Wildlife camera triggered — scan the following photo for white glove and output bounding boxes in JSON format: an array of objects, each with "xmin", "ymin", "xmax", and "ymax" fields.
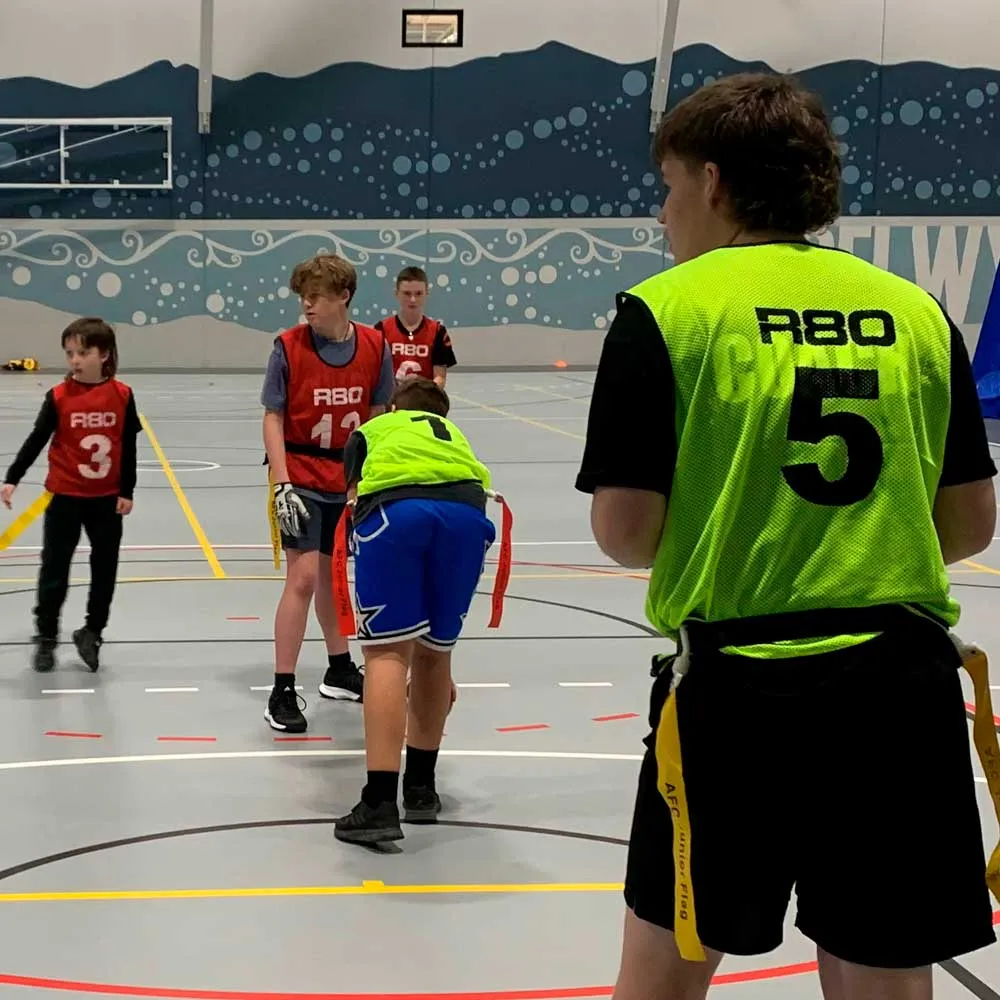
[{"xmin": 272, "ymin": 482, "xmax": 310, "ymax": 537}]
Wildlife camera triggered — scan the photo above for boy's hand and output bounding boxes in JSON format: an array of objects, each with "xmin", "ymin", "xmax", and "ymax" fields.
[
  {"xmin": 0, "ymin": 483, "xmax": 15, "ymax": 509},
  {"xmin": 117, "ymin": 498, "xmax": 133, "ymax": 516},
  {"xmin": 273, "ymin": 482, "xmax": 310, "ymax": 537}
]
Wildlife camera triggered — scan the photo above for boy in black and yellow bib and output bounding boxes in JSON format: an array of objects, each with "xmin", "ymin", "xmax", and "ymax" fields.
[{"xmin": 333, "ymin": 377, "xmax": 502, "ymax": 844}]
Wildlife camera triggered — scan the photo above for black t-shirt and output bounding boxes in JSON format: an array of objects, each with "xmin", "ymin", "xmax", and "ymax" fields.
[{"xmin": 575, "ymin": 293, "xmax": 997, "ymax": 499}]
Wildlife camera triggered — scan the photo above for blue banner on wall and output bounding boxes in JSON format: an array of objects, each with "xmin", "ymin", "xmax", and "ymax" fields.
[{"xmin": 974, "ymin": 263, "xmax": 1000, "ymax": 419}]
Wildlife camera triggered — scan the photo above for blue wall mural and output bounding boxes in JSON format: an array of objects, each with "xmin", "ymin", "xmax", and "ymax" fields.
[
  {"xmin": 0, "ymin": 42, "xmax": 998, "ymax": 365},
  {"xmin": 1, "ymin": 43, "xmax": 999, "ymax": 222}
]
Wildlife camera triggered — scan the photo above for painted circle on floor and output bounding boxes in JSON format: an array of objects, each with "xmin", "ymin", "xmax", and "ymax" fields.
[{"xmin": 0, "ymin": 813, "xmax": 818, "ymax": 993}]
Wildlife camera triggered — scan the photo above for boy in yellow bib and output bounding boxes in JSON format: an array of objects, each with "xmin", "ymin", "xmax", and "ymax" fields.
[{"xmin": 333, "ymin": 376, "xmax": 505, "ymax": 845}]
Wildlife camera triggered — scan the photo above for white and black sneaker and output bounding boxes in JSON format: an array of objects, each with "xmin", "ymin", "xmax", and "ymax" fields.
[
  {"xmin": 319, "ymin": 661, "xmax": 364, "ymax": 702},
  {"xmin": 265, "ymin": 684, "xmax": 307, "ymax": 733}
]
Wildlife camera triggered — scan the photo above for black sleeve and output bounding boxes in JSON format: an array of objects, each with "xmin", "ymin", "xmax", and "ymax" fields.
[
  {"xmin": 118, "ymin": 390, "xmax": 143, "ymax": 500},
  {"xmin": 575, "ymin": 293, "xmax": 676, "ymax": 497},
  {"xmin": 431, "ymin": 324, "xmax": 457, "ymax": 368},
  {"xmin": 3, "ymin": 390, "xmax": 57, "ymax": 486},
  {"xmin": 343, "ymin": 430, "xmax": 368, "ymax": 488},
  {"xmin": 938, "ymin": 310, "xmax": 998, "ymax": 487}
]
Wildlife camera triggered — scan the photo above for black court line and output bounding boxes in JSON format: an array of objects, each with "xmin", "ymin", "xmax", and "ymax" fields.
[
  {"xmin": 941, "ymin": 959, "xmax": 1000, "ymax": 1000},
  {"xmin": 0, "ymin": 817, "xmax": 627, "ymax": 883},
  {"xmin": 0, "ymin": 580, "xmax": 662, "ymax": 639}
]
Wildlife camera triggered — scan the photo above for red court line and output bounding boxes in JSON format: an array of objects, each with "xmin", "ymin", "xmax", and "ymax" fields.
[
  {"xmin": 273, "ymin": 737, "xmax": 332, "ymax": 743},
  {"xmin": 592, "ymin": 714, "xmax": 639, "ymax": 723},
  {"xmin": 156, "ymin": 737, "xmax": 217, "ymax": 743},
  {"xmin": 496, "ymin": 724, "xmax": 550, "ymax": 733},
  {"xmin": 0, "ymin": 961, "xmax": 820, "ymax": 999},
  {"xmin": 44, "ymin": 731, "xmax": 102, "ymax": 739},
  {"xmin": 965, "ymin": 701, "xmax": 1000, "ymax": 726}
]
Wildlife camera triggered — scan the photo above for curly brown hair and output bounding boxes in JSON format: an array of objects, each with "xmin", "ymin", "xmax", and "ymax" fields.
[
  {"xmin": 289, "ymin": 253, "xmax": 357, "ymax": 304},
  {"xmin": 653, "ymin": 72, "xmax": 841, "ymax": 234}
]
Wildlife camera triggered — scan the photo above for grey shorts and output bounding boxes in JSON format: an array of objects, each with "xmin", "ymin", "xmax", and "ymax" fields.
[{"xmin": 280, "ymin": 494, "xmax": 347, "ymax": 557}]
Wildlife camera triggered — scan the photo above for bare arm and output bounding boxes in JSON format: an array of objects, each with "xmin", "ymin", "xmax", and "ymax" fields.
[
  {"xmin": 433, "ymin": 365, "xmax": 448, "ymax": 388},
  {"xmin": 590, "ymin": 486, "xmax": 667, "ymax": 569},
  {"xmin": 933, "ymin": 478, "xmax": 997, "ymax": 564},
  {"xmin": 263, "ymin": 409, "xmax": 289, "ymax": 482}
]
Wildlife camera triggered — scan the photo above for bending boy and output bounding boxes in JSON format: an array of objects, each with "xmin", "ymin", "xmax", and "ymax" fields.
[{"xmin": 333, "ymin": 377, "xmax": 495, "ymax": 844}]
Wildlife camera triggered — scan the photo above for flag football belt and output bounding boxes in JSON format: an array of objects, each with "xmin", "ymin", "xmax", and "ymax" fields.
[{"xmin": 652, "ymin": 602, "xmax": 1000, "ymax": 963}]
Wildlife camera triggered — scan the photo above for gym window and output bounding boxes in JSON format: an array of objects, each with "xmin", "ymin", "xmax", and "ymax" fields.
[{"xmin": 402, "ymin": 9, "xmax": 463, "ymax": 47}]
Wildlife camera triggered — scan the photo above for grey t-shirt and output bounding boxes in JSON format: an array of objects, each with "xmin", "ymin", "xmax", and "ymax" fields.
[{"xmin": 261, "ymin": 325, "xmax": 395, "ymax": 503}]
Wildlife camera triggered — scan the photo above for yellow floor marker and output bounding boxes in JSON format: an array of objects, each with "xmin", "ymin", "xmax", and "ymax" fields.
[
  {"xmin": 0, "ymin": 491, "xmax": 52, "ymax": 551},
  {"xmin": 140, "ymin": 414, "xmax": 225, "ymax": 578}
]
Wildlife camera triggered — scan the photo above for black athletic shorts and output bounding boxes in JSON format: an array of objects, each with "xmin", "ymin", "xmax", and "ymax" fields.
[
  {"xmin": 624, "ymin": 611, "xmax": 995, "ymax": 969},
  {"xmin": 280, "ymin": 494, "xmax": 346, "ymax": 557}
]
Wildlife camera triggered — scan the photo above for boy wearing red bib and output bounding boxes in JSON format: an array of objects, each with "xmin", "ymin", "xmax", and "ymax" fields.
[
  {"xmin": 261, "ymin": 253, "xmax": 395, "ymax": 733},
  {"xmin": 375, "ymin": 266, "xmax": 457, "ymax": 387},
  {"xmin": 2, "ymin": 318, "xmax": 141, "ymax": 673}
]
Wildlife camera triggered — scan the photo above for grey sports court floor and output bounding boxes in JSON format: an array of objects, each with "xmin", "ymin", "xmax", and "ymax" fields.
[{"xmin": 0, "ymin": 371, "xmax": 997, "ymax": 1000}]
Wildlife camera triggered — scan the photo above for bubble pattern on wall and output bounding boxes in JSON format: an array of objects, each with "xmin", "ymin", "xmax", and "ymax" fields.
[
  {"xmin": 0, "ymin": 44, "xmax": 996, "ymax": 221},
  {"xmin": 0, "ymin": 223, "xmax": 666, "ymax": 332}
]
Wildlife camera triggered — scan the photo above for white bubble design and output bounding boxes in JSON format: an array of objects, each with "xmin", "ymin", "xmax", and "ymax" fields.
[{"xmin": 97, "ymin": 272, "xmax": 121, "ymax": 297}]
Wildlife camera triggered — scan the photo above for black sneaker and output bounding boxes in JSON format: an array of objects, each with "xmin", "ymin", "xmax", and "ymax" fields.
[
  {"xmin": 318, "ymin": 661, "xmax": 364, "ymax": 702},
  {"xmin": 265, "ymin": 684, "xmax": 307, "ymax": 733},
  {"xmin": 402, "ymin": 785, "xmax": 442, "ymax": 824},
  {"xmin": 72, "ymin": 627, "xmax": 102, "ymax": 672},
  {"xmin": 32, "ymin": 637, "xmax": 56, "ymax": 673},
  {"xmin": 334, "ymin": 799, "xmax": 403, "ymax": 844}
]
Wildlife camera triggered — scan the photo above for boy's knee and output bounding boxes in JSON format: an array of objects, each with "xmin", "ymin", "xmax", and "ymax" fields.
[{"xmin": 285, "ymin": 554, "xmax": 318, "ymax": 598}]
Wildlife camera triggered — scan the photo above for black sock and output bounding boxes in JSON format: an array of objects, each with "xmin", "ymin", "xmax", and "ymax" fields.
[
  {"xmin": 328, "ymin": 651, "xmax": 353, "ymax": 673},
  {"xmin": 403, "ymin": 746, "xmax": 439, "ymax": 791},
  {"xmin": 274, "ymin": 672, "xmax": 295, "ymax": 690},
  {"xmin": 362, "ymin": 770, "xmax": 399, "ymax": 808}
]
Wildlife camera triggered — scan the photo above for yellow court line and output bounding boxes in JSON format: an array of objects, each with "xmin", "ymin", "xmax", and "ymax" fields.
[
  {"xmin": 450, "ymin": 393, "xmax": 585, "ymax": 442},
  {"xmin": 139, "ymin": 414, "xmax": 225, "ymax": 579},
  {"xmin": 513, "ymin": 385, "xmax": 590, "ymax": 405},
  {"xmin": 0, "ymin": 571, "xmax": 646, "ymax": 585},
  {"xmin": 0, "ymin": 880, "xmax": 624, "ymax": 903},
  {"xmin": 961, "ymin": 559, "xmax": 1000, "ymax": 577}
]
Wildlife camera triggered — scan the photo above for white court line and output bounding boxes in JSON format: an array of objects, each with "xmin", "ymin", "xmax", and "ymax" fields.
[
  {"xmin": 0, "ymin": 748, "xmax": 986, "ymax": 786},
  {"xmin": 456, "ymin": 682, "xmax": 511, "ymax": 689},
  {"xmin": 41, "ymin": 689, "xmax": 94, "ymax": 695},
  {"xmin": 0, "ymin": 748, "xmax": 646, "ymax": 773},
  {"xmin": 560, "ymin": 682, "xmax": 613, "ymax": 688},
  {"xmin": 249, "ymin": 685, "xmax": 303, "ymax": 692},
  {"xmin": 145, "ymin": 687, "xmax": 199, "ymax": 694}
]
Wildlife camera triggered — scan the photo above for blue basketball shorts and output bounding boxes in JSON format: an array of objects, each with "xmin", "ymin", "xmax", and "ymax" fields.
[{"xmin": 351, "ymin": 498, "xmax": 496, "ymax": 650}]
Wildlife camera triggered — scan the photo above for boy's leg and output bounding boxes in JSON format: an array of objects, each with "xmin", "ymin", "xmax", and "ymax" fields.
[
  {"xmin": 794, "ymin": 620, "xmax": 994, "ymax": 990},
  {"xmin": 75, "ymin": 496, "xmax": 124, "ymax": 671},
  {"xmin": 32, "ymin": 495, "xmax": 83, "ymax": 671},
  {"xmin": 401, "ymin": 643, "xmax": 453, "ymax": 822},
  {"xmin": 315, "ymin": 502, "xmax": 363, "ymax": 702},
  {"xmin": 334, "ymin": 500, "xmax": 430, "ymax": 844},
  {"xmin": 266, "ymin": 494, "xmax": 325, "ymax": 732},
  {"xmin": 400, "ymin": 500, "xmax": 497, "ymax": 820}
]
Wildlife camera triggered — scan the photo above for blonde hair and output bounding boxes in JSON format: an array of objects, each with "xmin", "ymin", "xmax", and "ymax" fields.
[{"xmin": 289, "ymin": 253, "xmax": 357, "ymax": 304}]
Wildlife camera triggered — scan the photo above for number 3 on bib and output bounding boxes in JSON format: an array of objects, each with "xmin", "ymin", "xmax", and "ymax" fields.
[
  {"xmin": 79, "ymin": 434, "xmax": 112, "ymax": 480},
  {"xmin": 311, "ymin": 412, "xmax": 361, "ymax": 449}
]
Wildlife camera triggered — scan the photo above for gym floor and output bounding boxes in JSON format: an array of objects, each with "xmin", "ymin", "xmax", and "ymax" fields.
[{"xmin": 0, "ymin": 372, "xmax": 997, "ymax": 1000}]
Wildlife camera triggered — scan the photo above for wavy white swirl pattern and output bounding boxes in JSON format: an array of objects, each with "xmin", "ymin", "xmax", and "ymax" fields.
[
  {"xmin": 1, "ymin": 222, "xmax": 998, "ymax": 334},
  {"xmin": 0, "ymin": 225, "xmax": 666, "ymax": 332}
]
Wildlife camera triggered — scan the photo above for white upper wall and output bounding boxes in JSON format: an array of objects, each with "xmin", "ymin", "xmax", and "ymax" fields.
[{"xmin": 0, "ymin": 0, "xmax": 996, "ymax": 88}]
